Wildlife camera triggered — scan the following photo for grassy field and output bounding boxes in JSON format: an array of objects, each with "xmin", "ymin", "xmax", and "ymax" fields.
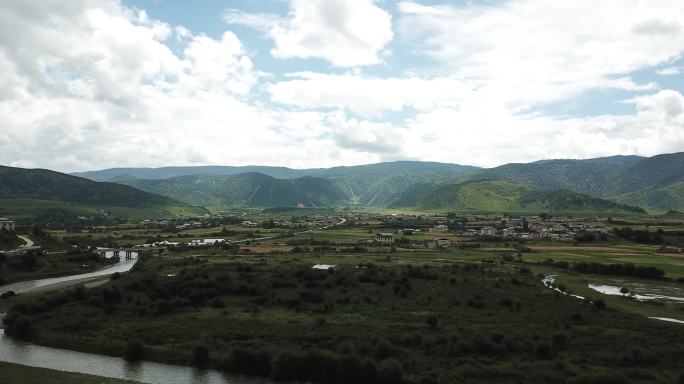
[{"xmin": 0, "ymin": 361, "xmax": 138, "ymax": 384}]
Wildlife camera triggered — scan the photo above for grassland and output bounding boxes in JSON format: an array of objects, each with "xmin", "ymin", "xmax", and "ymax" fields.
[{"xmin": 0, "ymin": 361, "xmax": 138, "ymax": 384}]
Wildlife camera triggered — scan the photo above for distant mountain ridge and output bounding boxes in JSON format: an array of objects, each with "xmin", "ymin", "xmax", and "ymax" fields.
[
  {"xmin": 388, "ymin": 179, "xmax": 645, "ymax": 214},
  {"xmin": 0, "ymin": 166, "xmax": 202, "ymax": 219},
  {"xmin": 70, "ymin": 152, "xmax": 684, "ymax": 213},
  {"xmin": 119, "ymin": 172, "xmax": 350, "ymax": 208}
]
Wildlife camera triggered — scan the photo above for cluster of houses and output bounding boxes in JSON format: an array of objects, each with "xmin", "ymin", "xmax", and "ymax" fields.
[
  {"xmin": 459, "ymin": 222, "xmax": 608, "ymax": 241},
  {"xmin": 373, "ymin": 232, "xmax": 452, "ymax": 249},
  {"xmin": 175, "ymin": 221, "xmax": 204, "ymax": 230},
  {"xmin": 241, "ymin": 216, "xmax": 341, "ymax": 229}
]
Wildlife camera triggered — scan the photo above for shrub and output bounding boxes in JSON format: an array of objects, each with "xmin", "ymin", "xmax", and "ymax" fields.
[
  {"xmin": 593, "ymin": 299, "xmax": 607, "ymax": 309},
  {"xmin": 426, "ymin": 315, "xmax": 439, "ymax": 329},
  {"xmin": 6, "ymin": 315, "xmax": 32, "ymax": 339},
  {"xmin": 192, "ymin": 345, "xmax": 209, "ymax": 366},
  {"xmin": 534, "ymin": 342, "xmax": 554, "ymax": 360},
  {"xmin": 222, "ymin": 347, "xmax": 272, "ymax": 376},
  {"xmin": 377, "ymin": 358, "xmax": 404, "ymax": 384},
  {"xmin": 124, "ymin": 340, "xmax": 144, "ymax": 361}
]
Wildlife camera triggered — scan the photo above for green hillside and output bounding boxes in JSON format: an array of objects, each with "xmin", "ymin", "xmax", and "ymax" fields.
[
  {"xmin": 71, "ymin": 153, "xmax": 684, "ymax": 212},
  {"xmin": 0, "ymin": 166, "xmax": 202, "ymax": 220},
  {"xmin": 122, "ymin": 172, "xmax": 349, "ymax": 208},
  {"xmin": 469, "ymin": 153, "xmax": 684, "ymax": 212},
  {"xmin": 75, "ymin": 161, "xmax": 478, "ymax": 208},
  {"xmin": 391, "ymin": 179, "xmax": 645, "ymax": 214}
]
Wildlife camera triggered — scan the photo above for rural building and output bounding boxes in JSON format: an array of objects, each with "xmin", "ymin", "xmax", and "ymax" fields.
[
  {"xmin": 189, "ymin": 239, "xmax": 226, "ymax": 246},
  {"xmin": 241, "ymin": 221, "xmax": 258, "ymax": 227},
  {"xmin": 312, "ymin": 264, "xmax": 336, "ymax": 270},
  {"xmin": 429, "ymin": 225, "xmax": 448, "ymax": 233},
  {"xmin": 586, "ymin": 226, "xmax": 608, "ymax": 234},
  {"xmin": 429, "ymin": 237, "xmax": 452, "ymax": 248},
  {"xmin": 376, "ymin": 233, "xmax": 394, "ymax": 244},
  {"xmin": 0, "ymin": 218, "xmax": 15, "ymax": 231},
  {"xmin": 480, "ymin": 226, "xmax": 497, "ymax": 236}
]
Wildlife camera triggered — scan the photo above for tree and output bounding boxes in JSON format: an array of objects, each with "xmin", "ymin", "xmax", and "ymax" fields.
[
  {"xmin": 192, "ymin": 345, "xmax": 210, "ymax": 366},
  {"xmin": 620, "ymin": 287, "xmax": 629, "ymax": 296},
  {"xmin": 124, "ymin": 341, "xmax": 144, "ymax": 361},
  {"xmin": 426, "ymin": 315, "xmax": 439, "ymax": 330}
]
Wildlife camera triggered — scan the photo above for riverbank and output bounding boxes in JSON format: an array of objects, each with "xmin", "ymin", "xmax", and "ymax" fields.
[
  {"xmin": 0, "ymin": 361, "xmax": 140, "ymax": 384},
  {"xmin": 0, "ymin": 330, "xmax": 272, "ymax": 384}
]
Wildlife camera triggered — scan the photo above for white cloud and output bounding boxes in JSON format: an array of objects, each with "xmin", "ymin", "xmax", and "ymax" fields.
[
  {"xmin": 225, "ymin": 0, "xmax": 393, "ymax": 67},
  {"xmin": 268, "ymin": 71, "xmax": 473, "ymax": 116},
  {"xmin": 0, "ymin": 0, "xmax": 682, "ymax": 174},
  {"xmin": 656, "ymin": 66, "xmax": 683, "ymax": 75},
  {"xmin": 0, "ymin": 0, "xmax": 389, "ymax": 171},
  {"xmin": 397, "ymin": 0, "xmax": 684, "ymax": 110},
  {"xmin": 397, "ymin": 90, "xmax": 684, "ymax": 167}
]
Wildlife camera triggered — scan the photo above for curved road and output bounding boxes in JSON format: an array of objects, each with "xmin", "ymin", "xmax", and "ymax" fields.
[
  {"xmin": 16, "ymin": 235, "xmax": 34, "ymax": 248},
  {"xmin": 0, "ymin": 257, "xmax": 138, "ymax": 295}
]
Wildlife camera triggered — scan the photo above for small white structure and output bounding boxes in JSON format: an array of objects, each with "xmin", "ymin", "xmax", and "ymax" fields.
[
  {"xmin": 0, "ymin": 218, "xmax": 15, "ymax": 231},
  {"xmin": 376, "ymin": 233, "xmax": 394, "ymax": 244},
  {"xmin": 429, "ymin": 225, "xmax": 448, "ymax": 233},
  {"xmin": 480, "ymin": 226, "xmax": 497, "ymax": 236},
  {"xmin": 429, "ymin": 237, "xmax": 452, "ymax": 248},
  {"xmin": 189, "ymin": 239, "xmax": 226, "ymax": 247},
  {"xmin": 241, "ymin": 221, "xmax": 258, "ymax": 227},
  {"xmin": 312, "ymin": 264, "xmax": 336, "ymax": 270}
]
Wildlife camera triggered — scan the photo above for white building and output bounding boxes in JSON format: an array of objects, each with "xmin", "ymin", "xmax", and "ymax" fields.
[
  {"xmin": 429, "ymin": 225, "xmax": 449, "ymax": 233},
  {"xmin": 480, "ymin": 226, "xmax": 497, "ymax": 237},
  {"xmin": 430, "ymin": 237, "xmax": 452, "ymax": 248},
  {"xmin": 0, "ymin": 218, "xmax": 15, "ymax": 231},
  {"xmin": 376, "ymin": 233, "xmax": 394, "ymax": 244}
]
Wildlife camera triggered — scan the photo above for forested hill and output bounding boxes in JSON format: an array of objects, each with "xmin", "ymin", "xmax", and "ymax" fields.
[
  {"xmin": 0, "ymin": 166, "xmax": 202, "ymax": 219},
  {"xmin": 70, "ymin": 152, "xmax": 684, "ymax": 212},
  {"xmin": 389, "ymin": 180, "xmax": 646, "ymax": 214},
  {"xmin": 119, "ymin": 172, "xmax": 350, "ymax": 208}
]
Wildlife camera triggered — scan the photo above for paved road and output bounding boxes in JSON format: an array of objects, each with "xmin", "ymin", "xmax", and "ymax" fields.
[
  {"xmin": 16, "ymin": 235, "xmax": 33, "ymax": 248},
  {"xmin": 0, "ymin": 258, "xmax": 138, "ymax": 295}
]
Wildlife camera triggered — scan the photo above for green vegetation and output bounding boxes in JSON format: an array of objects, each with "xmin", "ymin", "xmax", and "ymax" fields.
[
  {"xmin": 72, "ymin": 153, "xmax": 684, "ymax": 212},
  {"xmin": 0, "ymin": 361, "xmax": 138, "ymax": 384},
  {"xmin": 0, "ymin": 229, "xmax": 22, "ymax": 251},
  {"xmin": 121, "ymin": 173, "xmax": 348, "ymax": 208},
  {"xmin": 5, "ymin": 252, "xmax": 684, "ymax": 384},
  {"xmin": 390, "ymin": 180, "xmax": 644, "ymax": 214},
  {"xmin": 0, "ymin": 166, "xmax": 204, "ymax": 220}
]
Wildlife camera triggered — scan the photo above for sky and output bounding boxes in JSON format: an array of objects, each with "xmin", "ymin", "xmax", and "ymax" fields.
[{"xmin": 1, "ymin": 0, "xmax": 683, "ymax": 172}]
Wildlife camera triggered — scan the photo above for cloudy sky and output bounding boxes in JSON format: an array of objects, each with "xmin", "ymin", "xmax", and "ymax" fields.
[{"xmin": 1, "ymin": 0, "xmax": 684, "ymax": 172}]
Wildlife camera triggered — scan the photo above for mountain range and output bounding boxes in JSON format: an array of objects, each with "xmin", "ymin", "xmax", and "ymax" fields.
[
  {"xmin": 0, "ymin": 166, "xmax": 203, "ymax": 220},
  {"xmin": 69, "ymin": 152, "xmax": 684, "ymax": 213}
]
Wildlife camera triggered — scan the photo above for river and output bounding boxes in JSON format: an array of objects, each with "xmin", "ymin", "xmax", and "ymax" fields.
[{"xmin": 0, "ymin": 330, "xmax": 272, "ymax": 384}]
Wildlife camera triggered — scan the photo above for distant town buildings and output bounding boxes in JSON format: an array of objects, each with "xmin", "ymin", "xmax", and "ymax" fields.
[{"xmin": 0, "ymin": 217, "xmax": 15, "ymax": 231}]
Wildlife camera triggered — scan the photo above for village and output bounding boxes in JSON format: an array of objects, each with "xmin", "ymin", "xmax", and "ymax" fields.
[{"xmin": 94, "ymin": 211, "xmax": 616, "ymax": 253}]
